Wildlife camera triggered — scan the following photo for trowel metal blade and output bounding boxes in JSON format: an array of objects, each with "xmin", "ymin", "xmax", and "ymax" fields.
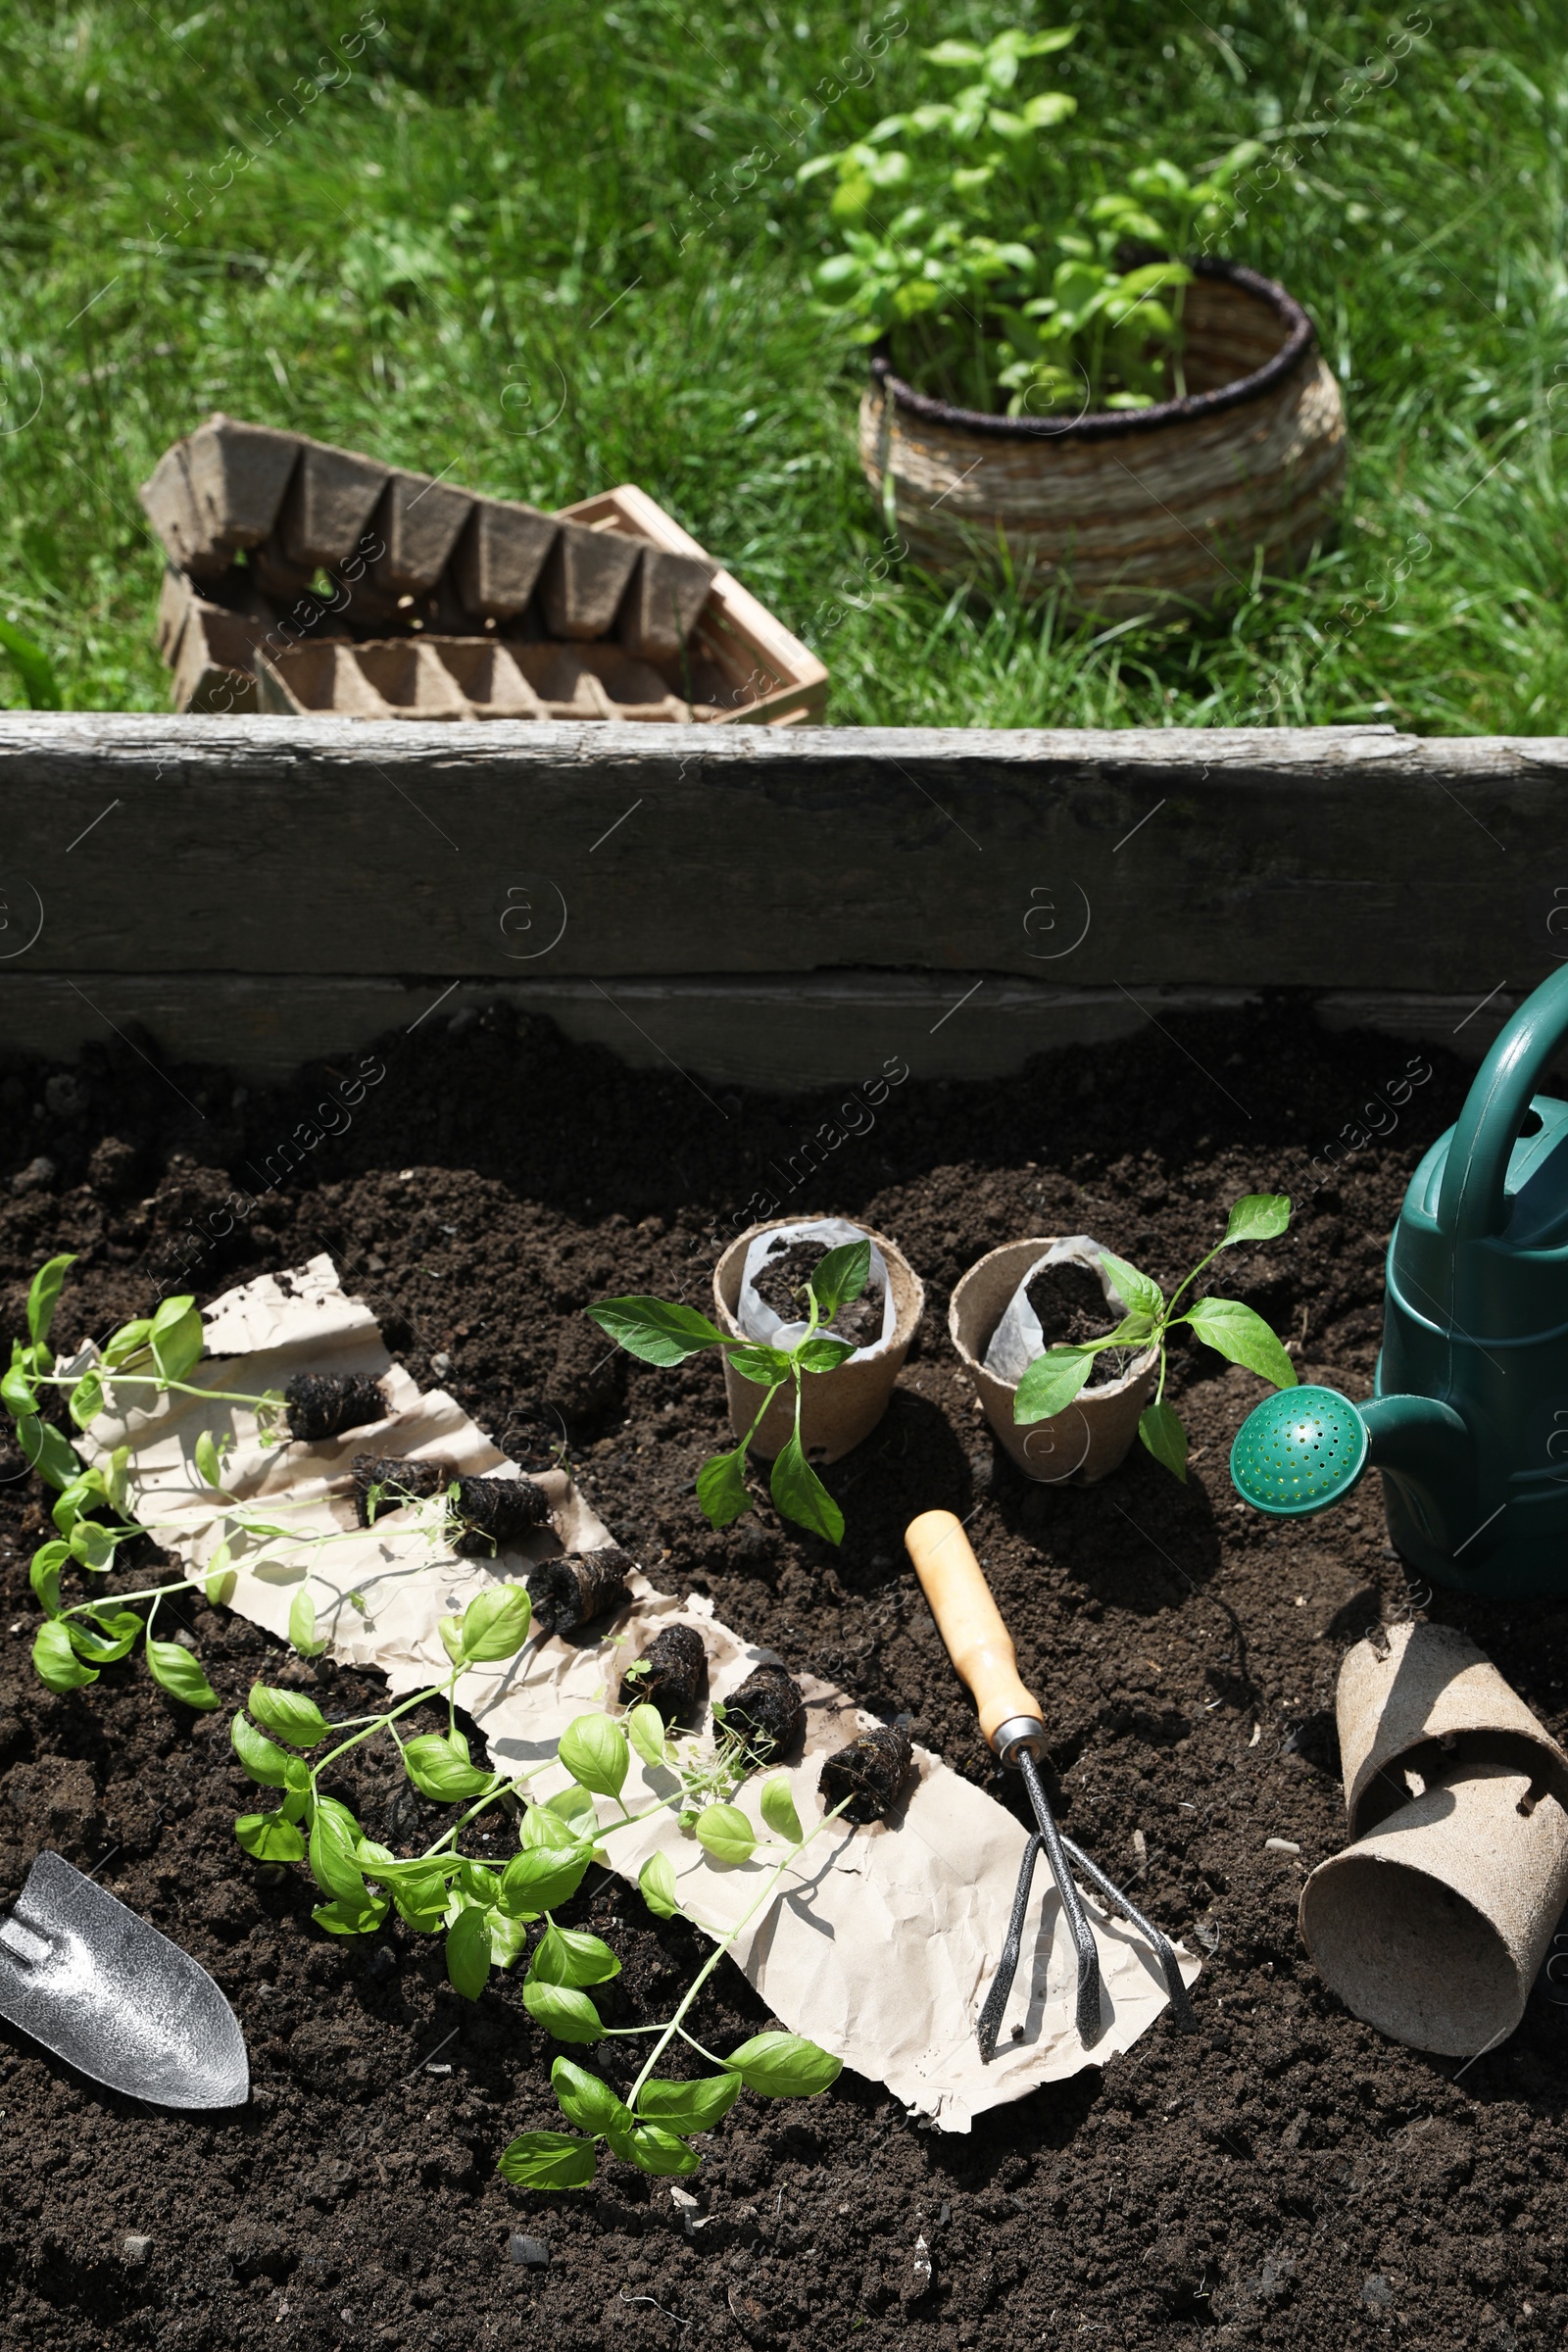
[{"xmin": 0, "ymin": 1850, "xmax": 249, "ymax": 2109}]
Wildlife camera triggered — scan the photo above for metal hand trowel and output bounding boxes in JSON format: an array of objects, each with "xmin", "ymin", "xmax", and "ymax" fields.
[{"xmin": 0, "ymin": 1851, "xmax": 249, "ymax": 2108}]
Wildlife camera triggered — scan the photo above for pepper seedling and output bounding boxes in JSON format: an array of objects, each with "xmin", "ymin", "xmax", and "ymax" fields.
[
  {"xmin": 1012, "ymin": 1194, "xmax": 1297, "ymax": 1479},
  {"xmin": 588, "ymin": 1237, "xmax": 873, "ymax": 1544}
]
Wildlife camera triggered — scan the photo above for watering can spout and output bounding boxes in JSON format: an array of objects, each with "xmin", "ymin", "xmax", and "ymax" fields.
[{"xmin": 1229, "ymin": 1386, "xmax": 1475, "ymax": 1548}]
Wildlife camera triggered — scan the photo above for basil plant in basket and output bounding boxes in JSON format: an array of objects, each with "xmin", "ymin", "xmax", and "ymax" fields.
[
  {"xmin": 1013, "ymin": 1194, "xmax": 1297, "ymax": 1480},
  {"xmin": 803, "ymin": 22, "xmax": 1261, "ymax": 416}
]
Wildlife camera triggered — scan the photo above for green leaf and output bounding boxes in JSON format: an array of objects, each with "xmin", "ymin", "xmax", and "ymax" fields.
[
  {"xmin": 403, "ymin": 1731, "xmax": 494, "ymax": 1801},
  {"xmin": 724, "ymin": 2032, "xmax": 843, "ymax": 2097},
  {"xmin": 25, "ymin": 1254, "xmax": 75, "ymax": 1347},
  {"xmin": 486, "ymin": 1904, "xmax": 531, "ymax": 1970},
  {"xmin": 497, "ymin": 1842, "xmax": 592, "ymax": 1917},
  {"xmin": 530, "ymin": 1924, "xmax": 621, "ymax": 1988},
  {"xmin": 66, "ymin": 1371, "xmax": 105, "ymax": 1432},
  {"xmin": 695, "ymin": 1803, "xmax": 756, "ymax": 1865},
  {"xmin": 551, "ymin": 2058, "xmax": 631, "ymax": 2137},
  {"xmin": 1097, "ymin": 1248, "xmax": 1162, "ymax": 1321},
  {"xmin": 68, "ymin": 1518, "xmax": 117, "ymax": 1570},
  {"xmin": 1, "ymin": 1360, "xmax": 37, "ymax": 1416},
  {"xmin": 544, "ymin": 1784, "xmax": 601, "ymax": 1838},
  {"xmin": 231, "ymin": 1708, "xmax": 292, "ymax": 1787},
  {"xmin": 194, "ymin": 1430, "xmax": 225, "ymax": 1490},
  {"xmin": 32, "ymin": 1618, "xmax": 97, "ymax": 1691},
  {"xmin": 150, "ymin": 1304, "xmax": 203, "ymax": 1385},
  {"xmin": 234, "ymin": 1810, "xmax": 307, "ymax": 1861},
  {"xmin": 149, "ymin": 1292, "xmax": 196, "ymax": 1340},
  {"xmin": 1138, "ymin": 1401, "xmax": 1189, "ymax": 1483},
  {"xmin": 248, "ymin": 1683, "xmax": 329, "ymax": 1746},
  {"xmin": 586, "ymin": 1297, "xmax": 724, "ymax": 1366},
  {"xmin": 28, "ymin": 1540, "xmax": 67, "ymax": 1615},
  {"xmin": 0, "ymin": 616, "xmax": 61, "ymax": 708},
  {"xmin": 807, "ymin": 1238, "xmax": 870, "ymax": 1317},
  {"xmin": 522, "ymin": 1799, "xmax": 582, "ymax": 1850},
  {"xmin": 497, "ymin": 2130, "xmax": 599, "ymax": 2189},
  {"xmin": 205, "ymin": 1539, "xmax": 235, "ymax": 1608},
  {"xmin": 101, "ymin": 1318, "xmax": 151, "ymax": 1371},
  {"xmin": 760, "ymin": 1777, "xmax": 803, "ymax": 1843},
  {"xmin": 1012, "ymin": 1348, "xmax": 1097, "ymax": 1425},
  {"xmin": 446, "ymin": 1903, "xmax": 492, "ymax": 1999},
  {"xmin": 392, "ymin": 1872, "xmax": 451, "ymax": 1932},
  {"xmin": 438, "ymin": 1611, "xmax": 465, "ymax": 1667},
  {"xmin": 145, "ymin": 1637, "xmax": 219, "ymax": 1710},
  {"xmin": 288, "ymin": 1589, "xmax": 325, "ymax": 1657},
  {"xmin": 769, "ymin": 1432, "xmax": 844, "ymax": 1544},
  {"xmin": 636, "ymin": 2072, "xmax": 742, "ymax": 2131},
  {"xmin": 619, "ymin": 2123, "xmax": 702, "ymax": 2178},
  {"xmin": 309, "ymin": 1802, "xmax": 369, "ymax": 1905},
  {"xmin": 696, "ymin": 1446, "xmax": 755, "ymax": 1529},
  {"xmin": 459, "ymin": 1584, "xmax": 533, "ymax": 1663},
  {"xmin": 1222, "ymin": 1194, "xmax": 1292, "ymax": 1247},
  {"xmin": 66, "ymin": 1608, "xmax": 142, "ymax": 1662},
  {"xmin": 1183, "ymin": 1298, "xmax": 1298, "ymax": 1391},
  {"xmin": 723, "ymin": 1342, "xmax": 795, "ymax": 1386},
  {"xmin": 639, "ymin": 1849, "xmax": 680, "ymax": 1919},
  {"xmin": 559, "ymin": 1712, "xmax": 628, "ymax": 1799},
  {"xmin": 521, "ymin": 1979, "xmax": 605, "ymax": 2043},
  {"xmin": 626, "ymin": 1702, "xmax": 666, "ymax": 1768},
  {"xmin": 794, "ymin": 1334, "xmax": 857, "ymax": 1373},
  {"xmin": 312, "ymin": 1892, "xmax": 389, "ymax": 1936},
  {"xmin": 17, "ymin": 1414, "xmax": 81, "ymax": 1492}
]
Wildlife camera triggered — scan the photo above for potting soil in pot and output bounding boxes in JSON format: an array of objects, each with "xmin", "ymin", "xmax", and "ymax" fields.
[
  {"xmin": 984, "ymin": 1236, "xmax": 1134, "ymax": 1387},
  {"xmin": 738, "ymin": 1216, "xmax": 895, "ymax": 1354},
  {"xmin": 0, "ymin": 998, "xmax": 1562, "ymax": 2351}
]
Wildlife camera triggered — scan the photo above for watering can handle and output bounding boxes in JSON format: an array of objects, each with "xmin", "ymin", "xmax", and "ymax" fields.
[{"xmin": 1437, "ymin": 967, "xmax": 1568, "ymax": 1243}]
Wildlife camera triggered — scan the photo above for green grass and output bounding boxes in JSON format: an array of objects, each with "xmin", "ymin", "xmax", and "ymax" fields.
[{"xmin": 1, "ymin": 0, "xmax": 1566, "ymax": 731}]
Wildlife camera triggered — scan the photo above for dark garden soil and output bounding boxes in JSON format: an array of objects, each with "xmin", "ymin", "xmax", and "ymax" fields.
[
  {"xmin": 748, "ymin": 1238, "xmax": 887, "ymax": 1350},
  {"xmin": 0, "ymin": 999, "xmax": 1562, "ymax": 2352}
]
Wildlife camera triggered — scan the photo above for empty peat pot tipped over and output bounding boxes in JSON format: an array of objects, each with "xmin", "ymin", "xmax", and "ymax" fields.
[
  {"xmin": 712, "ymin": 1217, "xmax": 924, "ymax": 1466},
  {"xmin": 950, "ymin": 1239, "xmax": 1156, "ymax": 1485},
  {"xmin": 1299, "ymin": 1622, "xmax": 1568, "ymax": 2056}
]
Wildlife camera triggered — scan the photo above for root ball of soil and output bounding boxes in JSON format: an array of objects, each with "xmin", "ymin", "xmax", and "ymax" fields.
[
  {"xmin": 719, "ymin": 1663, "xmax": 806, "ymax": 1766},
  {"xmin": 618, "ymin": 1622, "xmax": 705, "ymax": 1721},
  {"xmin": 284, "ymin": 1372, "xmax": 389, "ymax": 1444},
  {"xmin": 351, "ymin": 1454, "xmax": 454, "ymax": 1528},
  {"xmin": 527, "ymin": 1545, "xmax": 633, "ymax": 1635},
  {"xmin": 450, "ymin": 1474, "xmax": 551, "ymax": 1556},
  {"xmin": 817, "ymin": 1724, "xmax": 915, "ymax": 1825}
]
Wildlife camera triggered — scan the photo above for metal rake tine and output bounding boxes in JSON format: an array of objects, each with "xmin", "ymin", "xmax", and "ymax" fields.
[
  {"xmin": 977, "ymin": 1834, "xmax": 1043, "ymax": 2063},
  {"xmin": 1060, "ymin": 1834, "xmax": 1199, "ymax": 2034},
  {"xmin": 1019, "ymin": 1748, "xmax": 1102, "ymax": 2046}
]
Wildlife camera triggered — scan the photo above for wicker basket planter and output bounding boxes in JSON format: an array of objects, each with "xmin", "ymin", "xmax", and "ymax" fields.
[{"xmin": 858, "ymin": 259, "xmax": 1346, "ymax": 616}]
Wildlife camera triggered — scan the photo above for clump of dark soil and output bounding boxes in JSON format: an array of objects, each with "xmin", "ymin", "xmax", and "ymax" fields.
[
  {"xmin": 750, "ymin": 1237, "xmax": 885, "ymax": 1348},
  {"xmin": 717, "ymin": 1664, "xmax": 808, "ymax": 1767},
  {"xmin": 0, "ymin": 998, "xmax": 1563, "ymax": 2352},
  {"xmin": 817, "ymin": 1724, "xmax": 915, "ymax": 1825},
  {"xmin": 283, "ymin": 1371, "xmax": 388, "ymax": 1444},
  {"xmin": 619, "ymin": 1623, "xmax": 706, "ymax": 1722},
  {"xmin": 526, "ymin": 1547, "xmax": 632, "ymax": 1637}
]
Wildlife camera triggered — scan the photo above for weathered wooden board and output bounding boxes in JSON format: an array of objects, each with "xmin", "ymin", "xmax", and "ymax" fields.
[{"xmin": 0, "ymin": 715, "xmax": 1564, "ymax": 1082}]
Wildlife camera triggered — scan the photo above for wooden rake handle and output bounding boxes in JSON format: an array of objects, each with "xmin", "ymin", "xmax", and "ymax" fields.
[{"xmin": 905, "ymin": 1510, "xmax": 1042, "ymax": 1752}]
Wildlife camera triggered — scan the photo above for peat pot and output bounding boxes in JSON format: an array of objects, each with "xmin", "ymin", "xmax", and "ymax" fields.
[
  {"xmin": 712, "ymin": 1216, "xmax": 924, "ymax": 1465},
  {"xmin": 951, "ymin": 1238, "xmax": 1157, "ymax": 1486},
  {"xmin": 858, "ymin": 258, "xmax": 1347, "ymax": 616}
]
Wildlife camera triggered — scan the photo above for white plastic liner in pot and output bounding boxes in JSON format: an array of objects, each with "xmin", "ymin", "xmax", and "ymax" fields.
[
  {"xmin": 738, "ymin": 1217, "xmax": 896, "ymax": 1360},
  {"xmin": 982, "ymin": 1236, "xmax": 1130, "ymax": 1386}
]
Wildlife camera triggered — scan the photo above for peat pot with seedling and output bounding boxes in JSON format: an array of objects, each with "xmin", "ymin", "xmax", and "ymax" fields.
[
  {"xmin": 590, "ymin": 1221, "xmax": 923, "ymax": 1545},
  {"xmin": 805, "ymin": 22, "xmax": 1346, "ymax": 611},
  {"xmin": 961, "ymin": 1195, "xmax": 1298, "ymax": 1485}
]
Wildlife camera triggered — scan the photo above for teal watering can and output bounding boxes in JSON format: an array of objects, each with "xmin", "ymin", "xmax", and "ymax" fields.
[{"xmin": 1231, "ymin": 966, "xmax": 1568, "ymax": 1598}]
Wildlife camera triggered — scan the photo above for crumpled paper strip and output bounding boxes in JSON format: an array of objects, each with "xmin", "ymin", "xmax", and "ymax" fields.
[{"xmin": 81, "ymin": 1256, "xmax": 1196, "ymax": 2131}]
